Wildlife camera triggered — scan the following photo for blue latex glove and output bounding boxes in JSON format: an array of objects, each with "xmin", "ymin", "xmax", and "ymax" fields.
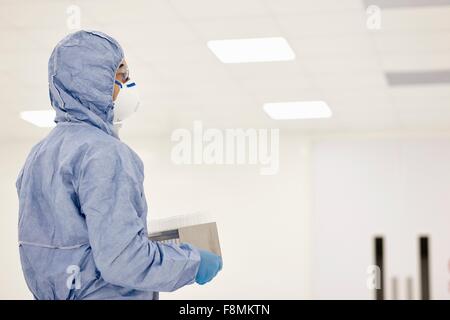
[{"xmin": 195, "ymin": 249, "xmax": 223, "ymax": 285}]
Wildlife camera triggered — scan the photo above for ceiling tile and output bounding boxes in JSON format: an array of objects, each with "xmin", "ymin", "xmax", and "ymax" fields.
[
  {"xmin": 373, "ymin": 31, "xmax": 450, "ymax": 54},
  {"xmin": 289, "ymin": 35, "xmax": 375, "ymax": 56},
  {"xmin": 379, "ymin": 7, "xmax": 450, "ymax": 31},
  {"xmin": 380, "ymin": 53, "xmax": 450, "ymax": 71},
  {"xmin": 169, "ymin": 0, "xmax": 269, "ymax": 19},
  {"xmin": 187, "ymin": 17, "xmax": 281, "ymax": 40},
  {"xmin": 300, "ymin": 54, "xmax": 381, "ymax": 73},
  {"xmin": 312, "ymin": 72, "xmax": 387, "ymax": 89},
  {"xmin": 277, "ymin": 11, "xmax": 369, "ymax": 37},
  {"xmin": 397, "ymin": 101, "xmax": 450, "ymax": 130},
  {"xmin": 364, "ymin": 0, "xmax": 450, "ymax": 9}
]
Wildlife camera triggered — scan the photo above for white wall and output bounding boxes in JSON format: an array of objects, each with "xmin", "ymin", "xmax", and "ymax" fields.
[
  {"xmin": 312, "ymin": 134, "xmax": 450, "ymax": 299},
  {"xmin": 0, "ymin": 132, "xmax": 313, "ymax": 299}
]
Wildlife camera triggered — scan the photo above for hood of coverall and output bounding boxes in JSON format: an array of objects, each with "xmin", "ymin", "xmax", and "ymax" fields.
[{"xmin": 48, "ymin": 30, "xmax": 124, "ymax": 137}]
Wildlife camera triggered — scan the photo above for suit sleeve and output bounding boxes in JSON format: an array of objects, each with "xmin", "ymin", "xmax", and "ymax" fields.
[{"xmin": 78, "ymin": 143, "xmax": 200, "ymax": 292}]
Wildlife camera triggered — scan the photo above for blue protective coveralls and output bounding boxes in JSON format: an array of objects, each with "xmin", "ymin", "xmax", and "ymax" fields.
[{"xmin": 16, "ymin": 30, "xmax": 201, "ymax": 300}]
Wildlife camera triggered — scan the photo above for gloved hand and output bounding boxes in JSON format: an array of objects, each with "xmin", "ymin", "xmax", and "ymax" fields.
[{"xmin": 195, "ymin": 249, "xmax": 223, "ymax": 285}]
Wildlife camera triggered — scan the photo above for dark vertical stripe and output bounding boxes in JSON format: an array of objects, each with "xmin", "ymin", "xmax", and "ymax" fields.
[
  {"xmin": 419, "ymin": 236, "xmax": 431, "ymax": 300},
  {"xmin": 375, "ymin": 237, "xmax": 384, "ymax": 300}
]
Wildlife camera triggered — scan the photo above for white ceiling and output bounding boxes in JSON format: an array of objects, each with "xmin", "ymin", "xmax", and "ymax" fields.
[{"xmin": 1, "ymin": 0, "xmax": 450, "ymax": 140}]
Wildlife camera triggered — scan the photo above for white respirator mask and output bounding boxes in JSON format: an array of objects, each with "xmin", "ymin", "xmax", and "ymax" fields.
[{"xmin": 113, "ymin": 79, "xmax": 140, "ymax": 124}]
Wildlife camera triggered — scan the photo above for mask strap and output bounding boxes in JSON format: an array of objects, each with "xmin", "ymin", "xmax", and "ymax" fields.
[{"xmin": 114, "ymin": 80, "xmax": 123, "ymax": 89}]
